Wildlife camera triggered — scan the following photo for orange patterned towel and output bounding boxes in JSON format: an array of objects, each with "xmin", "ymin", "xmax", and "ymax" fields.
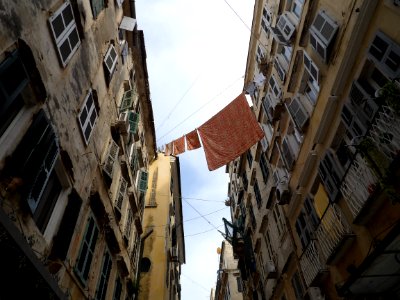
[
  {"xmin": 186, "ymin": 129, "xmax": 201, "ymax": 151},
  {"xmin": 173, "ymin": 136, "xmax": 186, "ymax": 155},
  {"xmin": 198, "ymin": 93, "xmax": 264, "ymax": 171}
]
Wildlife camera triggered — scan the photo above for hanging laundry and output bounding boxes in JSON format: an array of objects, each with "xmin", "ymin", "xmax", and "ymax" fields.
[
  {"xmin": 254, "ymin": 72, "xmax": 266, "ymax": 87},
  {"xmin": 197, "ymin": 93, "xmax": 264, "ymax": 171},
  {"xmin": 173, "ymin": 136, "xmax": 186, "ymax": 155},
  {"xmin": 185, "ymin": 129, "xmax": 201, "ymax": 151},
  {"xmin": 165, "ymin": 142, "xmax": 173, "ymax": 156},
  {"xmin": 244, "ymin": 82, "xmax": 256, "ymax": 96}
]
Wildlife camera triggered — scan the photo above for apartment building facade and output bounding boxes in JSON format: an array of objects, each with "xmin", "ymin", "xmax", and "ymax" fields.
[
  {"xmin": 138, "ymin": 153, "xmax": 185, "ymax": 300},
  {"xmin": 225, "ymin": 0, "xmax": 400, "ymax": 299},
  {"xmin": 0, "ymin": 0, "xmax": 156, "ymax": 299},
  {"xmin": 214, "ymin": 240, "xmax": 244, "ymax": 300}
]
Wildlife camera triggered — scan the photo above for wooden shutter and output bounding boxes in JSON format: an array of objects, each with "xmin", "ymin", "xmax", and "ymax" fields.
[
  {"xmin": 128, "ymin": 111, "xmax": 139, "ymax": 134},
  {"xmin": 120, "ymin": 90, "xmax": 134, "ymax": 112},
  {"xmin": 103, "ymin": 140, "xmax": 119, "ymax": 177},
  {"xmin": 138, "ymin": 170, "xmax": 148, "ymax": 192}
]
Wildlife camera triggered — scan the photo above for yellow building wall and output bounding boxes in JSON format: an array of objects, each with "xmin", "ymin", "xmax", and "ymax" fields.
[{"xmin": 139, "ymin": 153, "xmax": 172, "ymax": 300}]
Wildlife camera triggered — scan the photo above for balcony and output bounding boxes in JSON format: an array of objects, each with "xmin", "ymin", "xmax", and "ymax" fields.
[
  {"xmin": 341, "ymin": 105, "xmax": 400, "ymax": 221},
  {"xmin": 300, "ymin": 240, "xmax": 328, "ymax": 287},
  {"xmin": 315, "ymin": 204, "xmax": 354, "ymax": 263}
]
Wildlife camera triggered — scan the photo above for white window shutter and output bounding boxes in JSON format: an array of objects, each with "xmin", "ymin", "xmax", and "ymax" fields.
[
  {"xmin": 287, "ymin": 97, "xmax": 309, "ymax": 130},
  {"xmin": 310, "ymin": 10, "xmax": 338, "ymax": 46},
  {"xmin": 103, "ymin": 140, "xmax": 119, "ymax": 177}
]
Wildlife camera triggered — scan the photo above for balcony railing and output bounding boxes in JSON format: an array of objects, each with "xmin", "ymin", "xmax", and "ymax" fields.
[
  {"xmin": 341, "ymin": 105, "xmax": 400, "ymax": 219},
  {"xmin": 299, "ymin": 240, "xmax": 327, "ymax": 287},
  {"xmin": 340, "ymin": 154, "xmax": 378, "ymax": 218},
  {"xmin": 315, "ymin": 204, "xmax": 353, "ymax": 261}
]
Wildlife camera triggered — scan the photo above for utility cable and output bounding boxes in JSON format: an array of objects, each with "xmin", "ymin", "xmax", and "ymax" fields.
[
  {"xmin": 156, "ymin": 72, "xmax": 202, "ymax": 132},
  {"xmin": 183, "ymin": 198, "xmax": 220, "ymax": 231},
  {"xmin": 156, "ymin": 75, "xmax": 243, "ymax": 144}
]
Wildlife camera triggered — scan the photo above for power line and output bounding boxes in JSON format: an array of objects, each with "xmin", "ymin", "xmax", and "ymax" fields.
[
  {"xmin": 181, "ymin": 273, "xmax": 210, "ymax": 293},
  {"xmin": 156, "ymin": 72, "xmax": 202, "ymax": 132},
  {"xmin": 183, "ymin": 198, "xmax": 220, "ymax": 231},
  {"xmin": 156, "ymin": 75, "xmax": 244, "ymax": 144}
]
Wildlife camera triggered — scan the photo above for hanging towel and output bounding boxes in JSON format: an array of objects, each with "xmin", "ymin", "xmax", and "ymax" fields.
[
  {"xmin": 185, "ymin": 129, "xmax": 201, "ymax": 151},
  {"xmin": 197, "ymin": 93, "xmax": 264, "ymax": 171},
  {"xmin": 173, "ymin": 136, "xmax": 186, "ymax": 155},
  {"xmin": 165, "ymin": 142, "xmax": 173, "ymax": 156}
]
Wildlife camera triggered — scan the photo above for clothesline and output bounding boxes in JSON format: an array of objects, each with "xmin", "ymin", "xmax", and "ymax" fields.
[{"xmin": 162, "ymin": 93, "xmax": 265, "ymax": 171}]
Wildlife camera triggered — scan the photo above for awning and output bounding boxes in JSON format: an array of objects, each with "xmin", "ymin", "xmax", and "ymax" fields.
[{"xmin": 119, "ymin": 16, "xmax": 136, "ymax": 31}]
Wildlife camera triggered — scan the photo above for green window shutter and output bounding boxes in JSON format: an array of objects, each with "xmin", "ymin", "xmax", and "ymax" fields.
[
  {"xmin": 120, "ymin": 90, "xmax": 134, "ymax": 112},
  {"xmin": 138, "ymin": 171, "xmax": 148, "ymax": 192},
  {"xmin": 128, "ymin": 111, "xmax": 139, "ymax": 134}
]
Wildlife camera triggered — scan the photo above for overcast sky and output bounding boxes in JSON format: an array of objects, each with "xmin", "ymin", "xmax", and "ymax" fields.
[{"xmin": 135, "ymin": 1, "xmax": 254, "ymax": 298}]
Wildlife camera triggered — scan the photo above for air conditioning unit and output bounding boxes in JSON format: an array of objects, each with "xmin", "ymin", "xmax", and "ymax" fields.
[
  {"xmin": 116, "ymin": 111, "xmax": 130, "ymax": 135},
  {"xmin": 276, "ymin": 181, "xmax": 290, "ymax": 205},
  {"xmin": 306, "ymin": 287, "xmax": 324, "ymax": 300},
  {"xmin": 265, "ymin": 260, "xmax": 277, "ymax": 279}
]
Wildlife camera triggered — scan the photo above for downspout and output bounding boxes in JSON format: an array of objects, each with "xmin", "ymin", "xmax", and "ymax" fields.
[{"xmin": 135, "ymin": 228, "xmax": 153, "ymax": 299}]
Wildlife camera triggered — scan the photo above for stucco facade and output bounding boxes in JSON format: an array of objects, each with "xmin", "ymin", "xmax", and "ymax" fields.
[
  {"xmin": 139, "ymin": 153, "xmax": 186, "ymax": 300},
  {"xmin": 225, "ymin": 0, "xmax": 400, "ymax": 299},
  {"xmin": 0, "ymin": 0, "xmax": 156, "ymax": 299}
]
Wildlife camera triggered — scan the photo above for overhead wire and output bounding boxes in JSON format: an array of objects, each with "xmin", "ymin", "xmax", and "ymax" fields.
[{"xmin": 156, "ymin": 75, "xmax": 243, "ymax": 144}]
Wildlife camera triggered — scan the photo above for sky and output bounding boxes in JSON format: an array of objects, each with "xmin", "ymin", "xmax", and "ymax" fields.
[{"xmin": 135, "ymin": 1, "xmax": 255, "ymax": 298}]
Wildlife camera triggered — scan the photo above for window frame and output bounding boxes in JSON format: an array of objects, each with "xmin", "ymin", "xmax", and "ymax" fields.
[
  {"xmin": 95, "ymin": 249, "xmax": 112, "ymax": 300},
  {"xmin": 368, "ymin": 30, "xmax": 400, "ymax": 78},
  {"xmin": 90, "ymin": 0, "xmax": 105, "ymax": 19},
  {"xmin": 75, "ymin": 215, "xmax": 99, "ymax": 285},
  {"xmin": 276, "ymin": 13, "xmax": 296, "ymax": 41},
  {"xmin": 286, "ymin": 96, "xmax": 309, "ymax": 130},
  {"xmin": 104, "ymin": 44, "xmax": 118, "ymax": 78},
  {"xmin": 103, "ymin": 139, "xmax": 120, "ymax": 178},
  {"xmin": 78, "ymin": 89, "xmax": 98, "ymax": 145},
  {"xmin": 303, "ymin": 51, "xmax": 319, "ymax": 84},
  {"xmin": 48, "ymin": 1, "xmax": 81, "ymax": 67}
]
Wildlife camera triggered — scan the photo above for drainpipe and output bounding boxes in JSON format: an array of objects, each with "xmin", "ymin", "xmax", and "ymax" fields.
[{"xmin": 134, "ymin": 228, "xmax": 153, "ymax": 299}]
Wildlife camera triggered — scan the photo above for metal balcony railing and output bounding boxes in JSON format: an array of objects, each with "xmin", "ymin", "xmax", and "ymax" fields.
[
  {"xmin": 315, "ymin": 204, "xmax": 352, "ymax": 260},
  {"xmin": 340, "ymin": 154, "xmax": 378, "ymax": 218},
  {"xmin": 299, "ymin": 240, "xmax": 327, "ymax": 287},
  {"xmin": 341, "ymin": 105, "xmax": 400, "ymax": 219}
]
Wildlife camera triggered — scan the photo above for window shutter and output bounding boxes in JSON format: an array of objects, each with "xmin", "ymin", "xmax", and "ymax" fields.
[
  {"xmin": 120, "ymin": 90, "xmax": 134, "ymax": 112},
  {"xmin": 310, "ymin": 10, "xmax": 338, "ymax": 46},
  {"xmin": 115, "ymin": 177, "xmax": 127, "ymax": 210},
  {"xmin": 287, "ymin": 97, "xmax": 309, "ymax": 130},
  {"xmin": 128, "ymin": 111, "xmax": 139, "ymax": 134},
  {"xmin": 124, "ymin": 208, "xmax": 133, "ymax": 239},
  {"xmin": 103, "ymin": 140, "xmax": 119, "ymax": 177},
  {"xmin": 138, "ymin": 170, "xmax": 148, "ymax": 192}
]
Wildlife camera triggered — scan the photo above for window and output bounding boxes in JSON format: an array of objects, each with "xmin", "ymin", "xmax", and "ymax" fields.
[
  {"xmin": 291, "ymin": 271, "xmax": 304, "ymax": 300},
  {"xmin": 272, "ymin": 205, "xmax": 285, "ymax": 237},
  {"xmin": 303, "ymin": 51, "xmax": 319, "ymax": 83},
  {"xmin": 291, "ymin": 0, "xmax": 304, "ymax": 19},
  {"xmin": 368, "ymin": 31, "xmax": 400, "ymax": 78},
  {"xmin": 49, "ymin": 1, "xmax": 81, "ymax": 67},
  {"xmin": 8, "ymin": 110, "xmax": 61, "ymax": 232},
  {"xmin": 341, "ymin": 102, "xmax": 368, "ymax": 141},
  {"xmin": 286, "ymin": 97, "xmax": 309, "ymax": 130},
  {"xmin": 119, "ymin": 89, "xmax": 135, "ymax": 112},
  {"xmin": 115, "ymin": 177, "xmax": 127, "ymax": 211},
  {"xmin": 75, "ymin": 215, "xmax": 99, "ymax": 284},
  {"xmin": 0, "ymin": 50, "xmax": 29, "ymax": 136},
  {"xmin": 78, "ymin": 89, "xmax": 98, "ymax": 144},
  {"xmin": 95, "ymin": 250, "xmax": 112, "ymax": 300},
  {"xmin": 128, "ymin": 111, "xmax": 140, "ymax": 135},
  {"xmin": 318, "ymin": 150, "xmax": 345, "ymax": 201},
  {"xmin": 90, "ymin": 0, "xmax": 105, "ymax": 19},
  {"xmin": 274, "ymin": 56, "xmax": 286, "ymax": 81},
  {"xmin": 309, "ymin": 10, "xmax": 338, "ymax": 61},
  {"xmin": 282, "ymin": 46, "xmax": 293, "ymax": 63},
  {"xmin": 137, "ymin": 170, "xmax": 148, "ymax": 192},
  {"xmin": 281, "ymin": 137, "xmax": 296, "ymax": 169},
  {"xmin": 260, "ymin": 154, "xmax": 269, "ymax": 183},
  {"xmin": 113, "ymin": 277, "xmax": 123, "ymax": 300},
  {"xmin": 148, "ymin": 167, "xmax": 158, "ymax": 206},
  {"xmin": 103, "ymin": 139, "xmax": 119, "ymax": 178},
  {"xmin": 269, "ymin": 75, "xmax": 281, "ymax": 99},
  {"xmin": 236, "ymin": 276, "xmax": 243, "ymax": 292},
  {"xmin": 254, "ymin": 180, "xmax": 262, "ymax": 209},
  {"xmin": 104, "ymin": 44, "xmax": 118, "ymax": 80},
  {"xmin": 256, "ymin": 45, "xmax": 265, "ymax": 64}
]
